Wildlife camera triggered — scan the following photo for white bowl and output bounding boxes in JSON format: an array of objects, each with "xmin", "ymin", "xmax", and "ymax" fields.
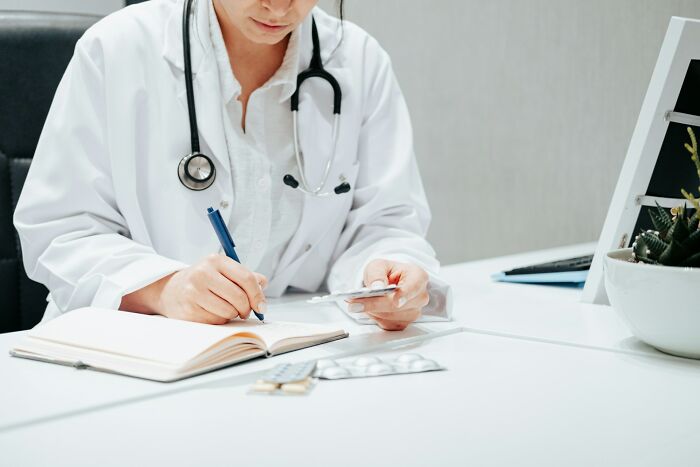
[{"xmin": 604, "ymin": 248, "xmax": 700, "ymax": 358}]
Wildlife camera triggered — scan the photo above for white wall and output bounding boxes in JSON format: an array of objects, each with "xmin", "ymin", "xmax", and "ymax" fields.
[
  {"xmin": 5, "ymin": 0, "xmax": 700, "ymax": 265},
  {"xmin": 324, "ymin": 0, "xmax": 700, "ymax": 264}
]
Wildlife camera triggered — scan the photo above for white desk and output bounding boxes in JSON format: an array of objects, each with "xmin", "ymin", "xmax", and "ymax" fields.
[
  {"xmin": 2, "ymin": 243, "xmax": 699, "ymax": 466},
  {"xmin": 442, "ymin": 242, "xmax": 662, "ymax": 357},
  {"xmin": 0, "ymin": 300, "xmax": 457, "ymax": 432}
]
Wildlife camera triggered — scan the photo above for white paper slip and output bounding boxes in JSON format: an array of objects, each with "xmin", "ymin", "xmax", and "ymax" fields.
[{"xmin": 308, "ymin": 285, "xmax": 398, "ymax": 304}]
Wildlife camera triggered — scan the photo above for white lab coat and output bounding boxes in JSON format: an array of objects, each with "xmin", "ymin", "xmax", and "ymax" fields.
[{"xmin": 14, "ymin": 0, "xmax": 451, "ymax": 321}]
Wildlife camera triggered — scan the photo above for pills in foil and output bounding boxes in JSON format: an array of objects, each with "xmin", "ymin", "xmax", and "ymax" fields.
[
  {"xmin": 315, "ymin": 353, "xmax": 444, "ymax": 380},
  {"xmin": 250, "ymin": 361, "xmax": 318, "ymax": 396}
]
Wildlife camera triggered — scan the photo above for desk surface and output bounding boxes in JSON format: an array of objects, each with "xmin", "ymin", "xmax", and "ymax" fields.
[
  {"xmin": 4, "ymin": 329, "xmax": 700, "ymax": 467},
  {"xmin": 442, "ymin": 242, "xmax": 660, "ymax": 356},
  {"xmin": 0, "ymin": 299, "xmax": 456, "ymax": 432},
  {"xmin": 2, "ymin": 243, "xmax": 698, "ymax": 466}
]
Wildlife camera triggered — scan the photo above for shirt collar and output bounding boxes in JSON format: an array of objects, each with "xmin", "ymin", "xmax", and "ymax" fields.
[{"xmin": 208, "ymin": 0, "xmax": 303, "ymax": 104}]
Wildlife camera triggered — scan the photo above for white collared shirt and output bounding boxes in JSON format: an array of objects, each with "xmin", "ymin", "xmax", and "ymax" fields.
[{"xmin": 208, "ymin": 2, "xmax": 303, "ymax": 277}]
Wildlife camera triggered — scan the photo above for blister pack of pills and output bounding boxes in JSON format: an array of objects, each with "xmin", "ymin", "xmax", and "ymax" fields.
[
  {"xmin": 314, "ymin": 353, "xmax": 445, "ymax": 380},
  {"xmin": 308, "ymin": 285, "xmax": 398, "ymax": 304},
  {"xmin": 250, "ymin": 361, "xmax": 317, "ymax": 396}
]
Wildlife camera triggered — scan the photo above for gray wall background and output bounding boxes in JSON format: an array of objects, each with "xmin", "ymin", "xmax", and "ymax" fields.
[
  {"xmin": 5, "ymin": 0, "xmax": 700, "ymax": 265},
  {"xmin": 0, "ymin": 0, "xmax": 122, "ymax": 15}
]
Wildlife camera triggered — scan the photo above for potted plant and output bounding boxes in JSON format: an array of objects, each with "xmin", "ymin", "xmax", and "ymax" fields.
[{"xmin": 604, "ymin": 126, "xmax": 700, "ymax": 358}]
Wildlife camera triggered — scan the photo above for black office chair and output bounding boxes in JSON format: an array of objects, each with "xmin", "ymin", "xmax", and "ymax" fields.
[{"xmin": 0, "ymin": 11, "xmax": 100, "ymax": 332}]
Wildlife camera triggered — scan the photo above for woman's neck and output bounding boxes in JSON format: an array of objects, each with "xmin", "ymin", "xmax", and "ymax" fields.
[{"xmin": 213, "ymin": 1, "xmax": 290, "ymax": 131}]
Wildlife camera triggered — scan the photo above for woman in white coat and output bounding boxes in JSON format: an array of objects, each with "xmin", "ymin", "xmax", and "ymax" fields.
[{"xmin": 14, "ymin": 0, "xmax": 450, "ymax": 330}]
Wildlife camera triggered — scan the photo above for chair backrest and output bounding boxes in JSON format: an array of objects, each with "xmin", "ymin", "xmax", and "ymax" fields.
[{"xmin": 0, "ymin": 11, "xmax": 100, "ymax": 332}]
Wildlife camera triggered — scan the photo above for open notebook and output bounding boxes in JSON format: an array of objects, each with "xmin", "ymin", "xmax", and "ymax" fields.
[{"xmin": 10, "ymin": 308, "xmax": 348, "ymax": 382}]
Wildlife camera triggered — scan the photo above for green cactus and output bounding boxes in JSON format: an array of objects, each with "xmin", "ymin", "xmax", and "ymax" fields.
[{"xmin": 633, "ymin": 126, "xmax": 700, "ymax": 267}]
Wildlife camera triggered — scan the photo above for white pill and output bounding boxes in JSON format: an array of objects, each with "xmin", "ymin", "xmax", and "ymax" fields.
[
  {"xmin": 322, "ymin": 366, "xmax": 352, "ymax": 379},
  {"xmin": 354, "ymin": 356, "xmax": 381, "ymax": 367},
  {"xmin": 252, "ymin": 381, "xmax": 279, "ymax": 393},
  {"xmin": 316, "ymin": 359, "xmax": 338, "ymax": 370},
  {"xmin": 367, "ymin": 363, "xmax": 395, "ymax": 376},
  {"xmin": 281, "ymin": 382, "xmax": 309, "ymax": 394},
  {"xmin": 396, "ymin": 353, "xmax": 423, "ymax": 364},
  {"xmin": 410, "ymin": 359, "xmax": 439, "ymax": 371}
]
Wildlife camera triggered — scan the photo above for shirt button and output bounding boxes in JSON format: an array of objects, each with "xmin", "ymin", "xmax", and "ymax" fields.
[
  {"xmin": 254, "ymin": 240, "xmax": 263, "ymax": 251},
  {"xmin": 220, "ymin": 200, "xmax": 229, "ymax": 209},
  {"xmin": 304, "ymin": 244, "xmax": 312, "ymax": 252}
]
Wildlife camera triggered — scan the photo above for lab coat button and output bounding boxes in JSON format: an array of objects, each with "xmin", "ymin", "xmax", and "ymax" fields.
[
  {"xmin": 220, "ymin": 200, "xmax": 229, "ymax": 209},
  {"xmin": 304, "ymin": 244, "xmax": 312, "ymax": 252}
]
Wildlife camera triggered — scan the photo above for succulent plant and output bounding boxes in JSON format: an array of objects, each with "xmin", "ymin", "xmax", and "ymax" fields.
[{"xmin": 633, "ymin": 126, "xmax": 700, "ymax": 267}]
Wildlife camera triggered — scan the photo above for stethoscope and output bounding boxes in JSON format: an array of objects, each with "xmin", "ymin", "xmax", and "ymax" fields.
[{"xmin": 178, "ymin": 0, "xmax": 351, "ymax": 197}]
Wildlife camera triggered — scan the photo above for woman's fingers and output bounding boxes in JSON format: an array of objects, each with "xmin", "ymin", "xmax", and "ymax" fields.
[
  {"xmin": 254, "ymin": 272, "xmax": 269, "ymax": 290},
  {"xmin": 347, "ymin": 294, "xmax": 423, "ymax": 331},
  {"xmin": 367, "ymin": 306, "xmax": 422, "ymax": 325},
  {"xmin": 391, "ymin": 266, "xmax": 429, "ymax": 308},
  {"xmin": 216, "ymin": 256, "xmax": 267, "ymax": 315},
  {"xmin": 363, "ymin": 259, "xmax": 392, "ymax": 289},
  {"xmin": 151, "ymin": 255, "xmax": 268, "ymax": 324},
  {"xmin": 349, "ymin": 290, "xmax": 428, "ymax": 316},
  {"xmin": 185, "ymin": 304, "xmax": 230, "ymax": 325},
  {"xmin": 360, "ymin": 260, "xmax": 429, "ymax": 309},
  {"xmin": 206, "ymin": 271, "xmax": 252, "ymax": 318},
  {"xmin": 353, "ymin": 260, "xmax": 431, "ymax": 331},
  {"xmin": 197, "ymin": 290, "xmax": 248, "ymax": 320},
  {"xmin": 372, "ymin": 313, "xmax": 420, "ymax": 331}
]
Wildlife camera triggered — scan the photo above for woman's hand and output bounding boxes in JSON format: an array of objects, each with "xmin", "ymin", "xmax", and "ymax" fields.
[
  {"xmin": 120, "ymin": 254, "xmax": 267, "ymax": 325},
  {"xmin": 348, "ymin": 259, "xmax": 430, "ymax": 331}
]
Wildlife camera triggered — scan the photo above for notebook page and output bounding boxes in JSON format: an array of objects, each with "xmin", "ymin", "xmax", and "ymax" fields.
[
  {"xmin": 244, "ymin": 320, "xmax": 346, "ymax": 351},
  {"xmin": 27, "ymin": 308, "xmax": 254, "ymax": 365}
]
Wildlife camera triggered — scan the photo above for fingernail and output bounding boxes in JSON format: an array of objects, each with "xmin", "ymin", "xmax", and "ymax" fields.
[
  {"xmin": 370, "ymin": 280, "xmax": 386, "ymax": 290},
  {"xmin": 348, "ymin": 303, "xmax": 365, "ymax": 313},
  {"xmin": 257, "ymin": 302, "xmax": 267, "ymax": 314},
  {"xmin": 397, "ymin": 297, "xmax": 407, "ymax": 308}
]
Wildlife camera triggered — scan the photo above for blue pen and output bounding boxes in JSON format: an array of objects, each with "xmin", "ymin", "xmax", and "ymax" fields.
[{"xmin": 207, "ymin": 207, "xmax": 264, "ymax": 321}]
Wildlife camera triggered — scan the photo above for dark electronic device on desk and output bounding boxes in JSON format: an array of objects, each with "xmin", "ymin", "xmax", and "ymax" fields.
[{"xmin": 492, "ymin": 254, "xmax": 593, "ymax": 285}]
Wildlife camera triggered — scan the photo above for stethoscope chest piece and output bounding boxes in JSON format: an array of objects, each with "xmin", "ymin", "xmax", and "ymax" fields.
[
  {"xmin": 179, "ymin": 0, "xmax": 347, "ymax": 197},
  {"xmin": 178, "ymin": 152, "xmax": 216, "ymax": 191}
]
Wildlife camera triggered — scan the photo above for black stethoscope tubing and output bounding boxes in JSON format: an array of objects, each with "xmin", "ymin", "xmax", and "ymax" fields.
[
  {"xmin": 179, "ymin": 0, "xmax": 216, "ymax": 191},
  {"xmin": 178, "ymin": 0, "xmax": 350, "ymax": 195}
]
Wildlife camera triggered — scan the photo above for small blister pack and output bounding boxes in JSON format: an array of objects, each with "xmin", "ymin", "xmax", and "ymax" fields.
[
  {"xmin": 250, "ymin": 361, "xmax": 317, "ymax": 396},
  {"xmin": 314, "ymin": 353, "xmax": 445, "ymax": 380},
  {"xmin": 308, "ymin": 285, "xmax": 398, "ymax": 304}
]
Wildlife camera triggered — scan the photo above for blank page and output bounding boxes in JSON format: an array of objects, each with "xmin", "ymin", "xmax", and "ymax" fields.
[
  {"xmin": 244, "ymin": 321, "xmax": 347, "ymax": 351},
  {"xmin": 27, "ymin": 308, "xmax": 247, "ymax": 365}
]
